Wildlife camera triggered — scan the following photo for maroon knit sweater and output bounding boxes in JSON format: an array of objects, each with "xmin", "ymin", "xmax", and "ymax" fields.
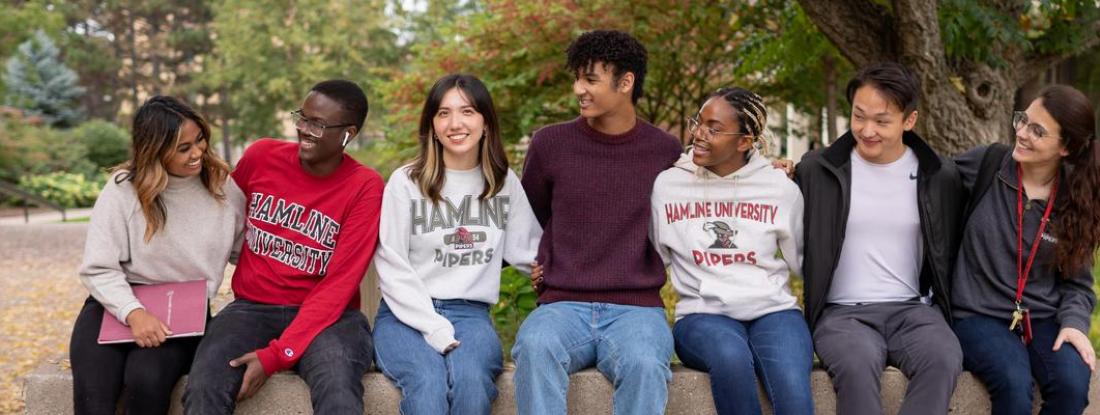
[{"xmin": 521, "ymin": 117, "xmax": 682, "ymax": 307}]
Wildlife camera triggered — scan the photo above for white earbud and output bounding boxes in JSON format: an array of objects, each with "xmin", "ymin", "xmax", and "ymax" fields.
[{"xmin": 342, "ymin": 131, "xmax": 351, "ymax": 147}]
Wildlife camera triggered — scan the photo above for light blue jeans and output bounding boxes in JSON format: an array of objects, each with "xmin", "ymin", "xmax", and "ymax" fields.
[
  {"xmin": 374, "ymin": 300, "xmax": 503, "ymax": 415},
  {"xmin": 511, "ymin": 301, "xmax": 673, "ymax": 415}
]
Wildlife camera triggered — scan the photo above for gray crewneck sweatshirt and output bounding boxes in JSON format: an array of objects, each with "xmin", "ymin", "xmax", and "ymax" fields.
[
  {"xmin": 78, "ymin": 171, "xmax": 247, "ymax": 323},
  {"xmin": 951, "ymin": 146, "xmax": 1095, "ymax": 333}
]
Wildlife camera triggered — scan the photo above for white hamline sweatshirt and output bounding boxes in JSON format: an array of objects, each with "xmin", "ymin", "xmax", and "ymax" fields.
[
  {"xmin": 373, "ymin": 165, "xmax": 542, "ymax": 353},
  {"xmin": 650, "ymin": 152, "xmax": 804, "ymax": 322}
]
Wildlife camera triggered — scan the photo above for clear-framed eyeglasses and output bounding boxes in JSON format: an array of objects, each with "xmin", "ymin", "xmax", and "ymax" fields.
[
  {"xmin": 290, "ymin": 109, "xmax": 355, "ymax": 138},
  {"xmin": 1013, "ymin": 111, "xmax": 1060, "ymax": 142},
  {"xmin": 688, "ymin": 116, "xmax": 748, "ymax": 140}
]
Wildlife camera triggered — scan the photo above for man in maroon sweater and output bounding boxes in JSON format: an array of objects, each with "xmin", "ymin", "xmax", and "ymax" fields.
[{"xmin": 513, "ymin": 30, "xmax": 682, "ymax": 415}]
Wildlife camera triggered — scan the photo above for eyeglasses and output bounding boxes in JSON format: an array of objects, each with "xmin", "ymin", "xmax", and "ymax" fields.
[
  {"xmin": 688, "ymin": 117, "xmax": 748, "ymax": 140},
  {"xmin": 290, "ymin": 110, "xmax": 355, "ymax": 138},
  {"xmin": 1013, "ymin": 111, "xmax": 1060, "ymax": 142}
]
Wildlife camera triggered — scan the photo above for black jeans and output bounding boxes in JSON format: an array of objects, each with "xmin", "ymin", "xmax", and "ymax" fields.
[
  {"xmin": 69, "ymin": 296, "xmax": 201, "ymax": 415},
  {"xmin": 182, "ymin": 299, "xmax": 373, "ymax": 415}
]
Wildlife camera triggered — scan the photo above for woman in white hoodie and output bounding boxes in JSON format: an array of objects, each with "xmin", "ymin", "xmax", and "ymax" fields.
[
  {"xmin": 650, "ymin": 87, "xmax": 812, "ymax": 415},
  {"xmin": 372, "ymin": 73, "xmax": 542, "ymax": 415}
]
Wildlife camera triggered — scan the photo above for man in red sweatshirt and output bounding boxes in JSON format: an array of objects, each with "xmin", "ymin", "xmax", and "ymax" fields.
[{"xmin": 184, "ymin": 80, "xmax": 384, "ymax": 414}]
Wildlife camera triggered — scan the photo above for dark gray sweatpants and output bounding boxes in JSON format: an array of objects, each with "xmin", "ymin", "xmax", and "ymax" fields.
[{"xmin": 813, "ymin": 301, "xmax": 963, "ymax": 415}]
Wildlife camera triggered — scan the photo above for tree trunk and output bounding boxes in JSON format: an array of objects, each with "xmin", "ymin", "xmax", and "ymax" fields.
[
  {"xmin": 128, "ymin": 10, "xmax": 140, "ymax": 111},
  {"xmin": 797, "ymin": 0, "xmax": 1098, "ymax": 156},
  {"xmin": 823, "ymin": 54, "xmax": 838, "ymax": 141},
  {"xmin": 220, "ymin": 89, "xmax": 233, "ymax": 165}
]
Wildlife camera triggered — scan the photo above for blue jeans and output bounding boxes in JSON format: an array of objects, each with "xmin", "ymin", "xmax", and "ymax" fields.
[
  {"xmin": 674, "ymin": 310, "xmax": 814, "ymax": 415},
  {"xmin": 374, "ymin": 300, "xmax": 503, "ymax": 415},
  {"xmin": 511, "ymin": 301, "xmax": 673, "ymax": 415},
  {"xmin": 954, "ymin": 316, "xmax": 1091, "ymax": 415},
  {"xmin": 183, "ymin": 300, "xmax": 373, "ymax": 415}
]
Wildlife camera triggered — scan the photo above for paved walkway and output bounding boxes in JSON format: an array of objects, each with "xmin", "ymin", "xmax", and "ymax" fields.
[
  {"xmin": 0, "ymin": 223, "xmax": 89, "ymax": 414},
  {"xmin": 0, "ymin": 222, "xmax": 236, "ymax": 414},
  {"xmin": 0, "ymin": 208, "xmax": 93, "ymax": 225}
]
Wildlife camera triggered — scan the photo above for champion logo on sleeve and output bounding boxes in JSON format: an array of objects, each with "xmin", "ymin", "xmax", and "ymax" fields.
[{"xmin": 284, "ymin": 348, "xmax": 295, "ymax": 357}]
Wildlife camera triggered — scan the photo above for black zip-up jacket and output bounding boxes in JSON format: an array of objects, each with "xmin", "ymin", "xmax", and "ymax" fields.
[{"xmin": 794, "ymin": 131, "xmax": 967, "ymax": 331}]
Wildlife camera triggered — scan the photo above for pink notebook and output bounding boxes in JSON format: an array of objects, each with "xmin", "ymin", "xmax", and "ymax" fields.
[{"xmin": 98, "ymin": 280, "xmax": 209, "ymax": 344}]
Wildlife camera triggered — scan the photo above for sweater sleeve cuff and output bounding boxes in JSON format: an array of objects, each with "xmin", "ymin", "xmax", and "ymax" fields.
[
  {"xmin": 1060, "ymin": 316, "xmax": 1091, "ymax": 335},
  {"xmin": 256, "ymin": 346, "xmax": 285, "ymax": 376},
  {"xmin": 424, "ymin": 326, "xmax": 457, "ymax": 354},
  {"xmin": 115, "ymin": 301, "xmax": 144, "ymax": 326}
]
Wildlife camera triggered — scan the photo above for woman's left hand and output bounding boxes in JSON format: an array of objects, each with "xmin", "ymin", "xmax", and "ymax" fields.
[{"xmin": 1053, "ymin": 327, "xmax": 1096, "ymax": 371}]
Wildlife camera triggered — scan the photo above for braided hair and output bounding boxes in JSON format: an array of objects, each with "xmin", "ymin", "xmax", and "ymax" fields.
[{"xmin": 707, "ymin": 87, "xmax": 770, "ymax": 157}]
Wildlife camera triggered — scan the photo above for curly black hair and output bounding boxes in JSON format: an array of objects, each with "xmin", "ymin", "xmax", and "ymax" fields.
[{"xmin": 566, "ymin": 30, "xmax": 648, "ymax": 104}]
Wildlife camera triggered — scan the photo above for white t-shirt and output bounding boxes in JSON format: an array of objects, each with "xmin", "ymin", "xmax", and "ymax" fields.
[{"xmin": 828, "ymin": 148, "xmax": 924, "ymax": 305}]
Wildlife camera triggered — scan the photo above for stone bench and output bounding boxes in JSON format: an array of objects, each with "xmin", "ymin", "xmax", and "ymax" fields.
[{"xmin": 23, "ymin": 361, "xmax": 1100, "ymax": 414}]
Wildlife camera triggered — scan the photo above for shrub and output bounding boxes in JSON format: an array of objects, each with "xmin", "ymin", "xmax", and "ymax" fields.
[
  {"xmin": 17, "ymin": 171, "xmax": 104, "ymax": 208},
  {"xmin": 0, "ymin": 119, "xmax": 96, "ymax": 181},
  {"xmin": 493, "ymin": 266, "xmax": 538, "ymax": 358},
  {"xmin": 73, "ymin": 120, "xmax": 129, "ymax": 169}
]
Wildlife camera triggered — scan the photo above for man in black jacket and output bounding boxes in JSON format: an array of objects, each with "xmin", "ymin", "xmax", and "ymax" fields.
[{"xmin": 794, "ymin": 62, "xmax": 966, "ymax": 415}]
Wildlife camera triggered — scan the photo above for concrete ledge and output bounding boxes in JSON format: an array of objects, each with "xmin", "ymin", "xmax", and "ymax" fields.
[{"xmin": 23, "ymin": 362, "xmax": 1100, "ymax": 414}]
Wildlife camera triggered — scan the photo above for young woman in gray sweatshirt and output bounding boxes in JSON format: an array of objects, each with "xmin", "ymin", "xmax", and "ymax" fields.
[{"xmin": 69, "ymin": 96, "xmax": 245, "ymax": 415}]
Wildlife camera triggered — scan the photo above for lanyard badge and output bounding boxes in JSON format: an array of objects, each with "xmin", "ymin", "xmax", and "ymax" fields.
[{"xmin": 1011, "ymin": 163, "xmax": 1057, "ymax": 345}]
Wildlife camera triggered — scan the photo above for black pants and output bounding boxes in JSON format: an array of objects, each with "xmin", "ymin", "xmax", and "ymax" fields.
[
  {"xmin": 69, "ymin": 296, "xmax": 201, "ymax": 415},
  {"xmin": 183, "ymin": 299, "xmax": 373, "ymax": 415}
]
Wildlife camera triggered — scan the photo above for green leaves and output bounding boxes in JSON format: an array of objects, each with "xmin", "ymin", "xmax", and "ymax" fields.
[
  {"xmin": 492, "ymin": 266, "xmax": 538, "ymax": 358},
  {"xmin": 206, "ymin": 0, "xmax": 399, "ymax": 142}
]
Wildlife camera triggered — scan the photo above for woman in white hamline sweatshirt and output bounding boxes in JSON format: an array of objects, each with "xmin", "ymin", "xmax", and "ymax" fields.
[
  {"xmin": 650, "ymin": 87, "xmax": 813, "ymax": 415},
  {"xmin": 371, "ymin": 74, "xmax": 542, "ymax": 415}
]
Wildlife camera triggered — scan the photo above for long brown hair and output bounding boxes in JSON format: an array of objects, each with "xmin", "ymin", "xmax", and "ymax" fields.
[
  {"xmin": 1039, "ymin": 85, "xmax": 1100, "ymax": 273},
  {"xmin": 408, "ymin": 74, "xmax": 509, "ymax": 203},
  {"xmin": 112, "ymin": 96, "xmax": 230, "ymax": 242}
]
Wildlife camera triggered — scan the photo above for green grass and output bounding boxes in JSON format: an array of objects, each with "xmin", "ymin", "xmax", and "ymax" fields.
[{"xmin": 58, "ymin": 216, "xmax": 89, "ymax": 223}]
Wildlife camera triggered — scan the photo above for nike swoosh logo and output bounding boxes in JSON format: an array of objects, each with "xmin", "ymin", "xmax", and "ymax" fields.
[{"xmin": 909, "ymin": 173, "xmax": 918, "ymax": 180}]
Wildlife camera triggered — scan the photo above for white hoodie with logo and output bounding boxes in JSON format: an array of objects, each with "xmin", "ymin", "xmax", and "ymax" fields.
[
  {"xmin": 650, "ymin": 152, "xmax": 804, "ymax": 322},
  {"xmin": 373, "ymin": 165, "xmax": 542, "ymax": 353}
]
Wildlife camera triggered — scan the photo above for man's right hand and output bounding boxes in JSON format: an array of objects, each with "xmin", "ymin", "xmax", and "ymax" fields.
[{"xmin": 125, "ymin": 308, "xmax": 171, "ymax": 348}]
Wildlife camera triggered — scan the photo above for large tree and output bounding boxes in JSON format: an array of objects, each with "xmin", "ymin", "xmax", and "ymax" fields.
[
  {"xmin": 205, "ymin": 0, "xmax": 399, "ymax": 143},
  {"xmin": 379, "ymin": 0, "xmax": 748, "ymax": 152},
  {"xmin": 798, "ymin": 0, "xmax": 1100, "ymax": 155}
]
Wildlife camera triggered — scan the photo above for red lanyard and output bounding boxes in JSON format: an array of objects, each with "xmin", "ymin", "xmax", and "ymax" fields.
[{"xmin": 1015, "ymin": 162, "xmax": 1058, "ymax": 306}]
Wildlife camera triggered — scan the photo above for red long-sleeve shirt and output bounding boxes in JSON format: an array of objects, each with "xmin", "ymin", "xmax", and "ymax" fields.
[{"xmin": 231, "ymin": 138, "xmax": 383, "ymax": 375}]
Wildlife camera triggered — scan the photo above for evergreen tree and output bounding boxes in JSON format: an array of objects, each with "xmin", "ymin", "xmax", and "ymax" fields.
[{"xmin": 4, "ymin": 30, "xmax": 85, "ymax": 128}]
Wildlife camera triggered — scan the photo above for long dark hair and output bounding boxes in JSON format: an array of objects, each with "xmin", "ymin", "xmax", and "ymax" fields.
[
  {"xmin": 113, "ymin": 96, "xmax": 229, "ymax": 242},
  {"xmin": 1040, "ymin": 85, "xmax": 1100, "ymax": 273},
  {"xmin": 408, "ymin": 74, "xmax": 509, "ymax": 203}
]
